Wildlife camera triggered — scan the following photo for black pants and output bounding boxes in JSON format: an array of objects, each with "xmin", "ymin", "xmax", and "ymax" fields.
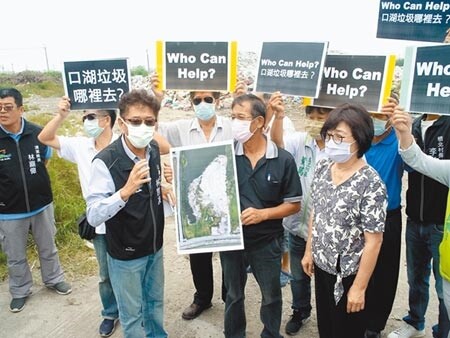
[
  {"xmin": 365, "ymin": 208, "xmax": 402, "ymax": 332},
  {"xmin": 315, "ymin": 265, "xmax": 367, "ymax": 338},
  {"xmin": 190, "ymin": 252, "xmax": 214, "ymax": 306}
]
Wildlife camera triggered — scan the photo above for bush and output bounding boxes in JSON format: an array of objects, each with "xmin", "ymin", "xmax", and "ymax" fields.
[
  {"xmin": 131, "ymin": 65, "xmax": 149, "ymax": 77},
  {"xmin": 0, "ymin": 71, "xmax": 64, "ymax": 98}
]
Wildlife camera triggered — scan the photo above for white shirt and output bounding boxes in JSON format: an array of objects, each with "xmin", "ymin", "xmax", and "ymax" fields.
[
  {"xmin": 86, "ymin": 136, "xmax": 145, "ymax": 228},
  {"xmin": 58, "ymin": 134, "xmax": 118, "ymax": 234}
]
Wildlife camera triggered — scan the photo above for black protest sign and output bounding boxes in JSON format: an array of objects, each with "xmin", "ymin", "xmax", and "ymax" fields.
[
  {"xmin": 254, "ymin": 42, "xmax": 328, "ymax": 98},
  {"xmin": 63, "ymin": 59, "xmax": 130, "ymax": 110},
  {"xmin": 312, "ymin": 54, "xmax": 396, "ymax": 112},
  {"xmin": 157, "ymin": 41, "xmax": 238, "ymax": 92},
  {"xmin": 401, "ymin": 44, "xmax": 450, "ymax": 115},
  {"xmin": 377, "ymin": 0, "xmax": 450, "ymax": 43}
]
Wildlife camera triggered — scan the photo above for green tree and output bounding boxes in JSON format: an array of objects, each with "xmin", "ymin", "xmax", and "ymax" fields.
[{"xmin": 131, "ymin": 66, "xmax": 148, "ymax": 76}]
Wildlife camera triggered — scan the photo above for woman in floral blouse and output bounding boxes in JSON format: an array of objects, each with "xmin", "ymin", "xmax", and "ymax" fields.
[{"xmin": 302, "ymin": 103, "xmax": 387, "ymax": 338}]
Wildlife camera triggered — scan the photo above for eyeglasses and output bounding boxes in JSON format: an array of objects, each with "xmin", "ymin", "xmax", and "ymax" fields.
[
  {"xmin": 325, "ymin": 132, "xmax": 346, "ymax": 145},
  {"xmin": 0, "ymin": 104, "xmax": 16, "ymax": 112},
  {"xmin": 192, "ymin": 96, "xmax": 214, "ymax": 106},
  {"xmin": 230, "ymin": 114, "xmax": 253, "ymax": 121},
  {"xmin": 82, "ymin": 113, "xmax": 107, "ymax": 122},
  {"xmin": 123, "ymin": 118, "xmax": 157, "ymax": 127}
]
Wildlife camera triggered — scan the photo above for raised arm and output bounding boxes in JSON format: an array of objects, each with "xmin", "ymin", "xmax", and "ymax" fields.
[
  {"xmin": 37, "ymin": 96, "xmax": 71, "ymax": 150},
  {"xmin": 232, "ymin": 80, "xmax": 248, "ymax": 98},
  {"xmin": 153, "ymin": 130, "xmax": 171, "ymax": 155},
  {"xmin": 390, "ymin": 106, "xmax": 414, "ymax": 149},
  {"xmin": 391, "ymin": 107, "xmax": 450, "ymax": 187},
  {"xmin": 149, "ymin": 72, "xmax": 165, "ymax": 103},
  {"xmin": 267, "ymin": 91, "xmax": 285, "ymax": 148}
]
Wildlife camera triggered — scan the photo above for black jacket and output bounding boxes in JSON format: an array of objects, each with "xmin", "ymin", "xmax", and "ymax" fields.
[
  {"xmin": 0, "ymin": 120, "xmax": 53, "ymax": 214},
  {"xmin": 95, "ymin": 137, "xmax": 164, "ymax": 260},
  {"xmin": 406, "ymin": 115, "xmax": 450, "ymax": 223}
]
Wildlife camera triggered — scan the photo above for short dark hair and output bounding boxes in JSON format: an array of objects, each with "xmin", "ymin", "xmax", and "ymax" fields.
[
  {"xmin": 189, "ymin": 91, "xmax": 221, "ymax": 100},
  {"xmin": 231, "ymin": 93, "xmax": 266, "ymax": 120},
  {"xmin": 0, "ymin": 88, "xmax": 23, "ymax": 107},
  {"xmin": 118, "ymin": 90, "xmax": 160, "ymax": 119},
  {"xmin": 97, "ymin": 109, "xmax": 117, "ymax": 128},
  {"xmin": 321, "ymin": 103, "xmax": 374, "ymax": 158},
  {"xmin": 305, "ymin": 105, "xmax": 332, "ymax": 115}
]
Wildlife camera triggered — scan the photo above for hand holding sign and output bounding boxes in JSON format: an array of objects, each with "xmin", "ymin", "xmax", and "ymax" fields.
[
  {"xmin": 57, "ymin": 96, "xmax": 71, "ymax": 118},
  {"xmin": 149, "ymin": 72, "xmax": 165, "ymax": 102}
]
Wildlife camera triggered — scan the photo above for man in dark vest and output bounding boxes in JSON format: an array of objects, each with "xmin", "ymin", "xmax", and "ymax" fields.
[
  {"xmin": 87, "ymin": 89, "xmax": 167, "ymax": 338},
  {"xmin": 0, "ymin": 88, "xmax": 71, "ymax": 313}
]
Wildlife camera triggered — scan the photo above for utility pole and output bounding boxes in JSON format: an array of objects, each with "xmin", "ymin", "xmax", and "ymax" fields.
[
  {"xmin": 43, "ymin": 45, "xmax": 49, "ymax": 72},
  {"xmin": 146, "ymin": 49, "xmax": 150, "ymax": 73}
]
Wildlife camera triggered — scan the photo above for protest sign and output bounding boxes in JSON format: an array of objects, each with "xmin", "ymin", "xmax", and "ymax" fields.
[
  {"xmin": 312, "ymin": 54, "xmax": 396, "ymax": 111},
  {"xmin": 401, "ymin": 44, "xmax": 450, "ymax": 114},
  {"xmin": 156, "ymin": 41, "xmax": 237, "ymax": 92},
  {"xmin": 254, "ymin": 41, "xmax": 328, "ymax": 97},
  {"xmin": 377, "ymin": 0, "xmax": 450, "ymax": 43},
  {"xmin": 63, "ymin": 58, "xmax": 130, "ymax": 110}
]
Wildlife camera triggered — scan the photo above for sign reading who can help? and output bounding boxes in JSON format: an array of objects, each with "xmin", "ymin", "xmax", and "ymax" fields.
[
  {"xmin": 63, "ymin": 58, "xmax": 131, "ymax": 110},
  {"xmin": 312, "ymin": 54, "xmax": 396, "ymax": 112},
  {"xmin": 401, "ymin": 44, "xmax": 450, "ymax": 115},
  {"xmin": 156, "ymin": 41, "xmax": 238, "ymax": 92}
]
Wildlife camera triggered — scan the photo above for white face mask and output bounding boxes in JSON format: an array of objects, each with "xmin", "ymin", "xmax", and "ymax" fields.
[
  {"xmin": 325, "ymin": 138, "xmax": 356, "ymax": 163},
  {"xmin": 194, "ymin": 102, "xmax": 216, "ymax": 121},
  {"xmin": 372, "ymin": 117, "xmax": 387, "ymax": 137},
  {"xmin": 231, "ymin": 119, "xmax": 254, "ymax": 144},
  {"xmin": 124, "ymin": 121, "xmax": 155, "ymax": 149},
  {"xmin": 83, "ymin": 119, "xmax": 104, "ymax": 139}
]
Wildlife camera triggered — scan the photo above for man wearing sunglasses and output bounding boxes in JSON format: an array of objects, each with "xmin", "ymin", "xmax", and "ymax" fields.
[
  {"xmin": 151, "ymin": 74, "xmax": 233, "ymax": 321},
  {"xmin": 0, "ymin": 88, "xmax": 72, "ymax": 314}
]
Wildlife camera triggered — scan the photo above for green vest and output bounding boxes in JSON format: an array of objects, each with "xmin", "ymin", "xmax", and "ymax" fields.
[{"xmin": 439, "ymin": 191, "xmax": 450, "ymax": 281}]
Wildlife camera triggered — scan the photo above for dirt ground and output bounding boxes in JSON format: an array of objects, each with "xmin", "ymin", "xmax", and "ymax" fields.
[
  {"xmin": 0, "ymin": 99, "xmax": 440, "ymax": 337},
  {"xmin": 0, "ymin": 212, "xmax": 440, "ymax": 338}
]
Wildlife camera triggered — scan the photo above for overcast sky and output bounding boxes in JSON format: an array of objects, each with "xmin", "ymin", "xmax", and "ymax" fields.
[{"xmin": 1, "ymin": 0, "xmax": 434, "ymax": 72}]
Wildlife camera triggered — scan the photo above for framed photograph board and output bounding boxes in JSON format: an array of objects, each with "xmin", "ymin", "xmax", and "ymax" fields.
[{"xmin": 170, "ymin": 140, "xmax": 243, "ymax": 254}]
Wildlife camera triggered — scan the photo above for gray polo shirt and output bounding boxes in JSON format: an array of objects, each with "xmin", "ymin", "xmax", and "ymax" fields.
[{"xmin": 158, "ymin": 116, "xmax": 232, "ymax": 147}]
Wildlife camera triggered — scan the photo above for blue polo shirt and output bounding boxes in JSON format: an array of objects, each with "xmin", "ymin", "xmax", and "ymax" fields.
[
  {"xmin": 365, "ymin": 128, "xmax": 404, "ymax": 211},
  {"xmin": 235, "ymin": 140, "xmax": 302, "ymax": 250}
]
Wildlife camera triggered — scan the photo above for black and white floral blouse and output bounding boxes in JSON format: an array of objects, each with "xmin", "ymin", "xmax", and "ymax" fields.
[{"xmin": 311, "ymin": 158, "xmax": 387, "ymax": 304}]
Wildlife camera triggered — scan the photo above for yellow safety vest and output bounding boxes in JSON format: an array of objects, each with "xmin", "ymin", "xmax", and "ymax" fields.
[{"xmin": 439, "ymin": 191, "xmax": 450, "ymax": 281}]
